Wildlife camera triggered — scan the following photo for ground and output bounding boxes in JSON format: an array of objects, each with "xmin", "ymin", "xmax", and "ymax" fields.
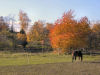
[
  {"xmin": 0, "ymin": 52, "xmax": 100, "ymax": 75},
  {"xmin": 0, "ymin": 61, "xmax": 100, "ymax": 75}
]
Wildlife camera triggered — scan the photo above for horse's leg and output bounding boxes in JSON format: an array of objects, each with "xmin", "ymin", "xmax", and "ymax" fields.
[
  {"xmin": 79, "ymin": 56, "xmax": 80, "ymax": 60},
  {"xmin": 72, "ymin": 56, "xmax": 74, "ymax": 62},
  {"xmin": 75, "ymin": 56, "xmax": 76, "ymax": 60},
  {"xmin": 81, "ymin": 56, "xmax": 83, "ymax": 62}
]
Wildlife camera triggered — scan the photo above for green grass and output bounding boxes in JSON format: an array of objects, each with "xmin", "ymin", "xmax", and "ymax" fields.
[
  {"xmin": 0, "ymin": 52, "xmax": 100, "ymax": 75},
  {"xmin": 0, "ymin": 52, "xmax": 100, "ymax": 66}
]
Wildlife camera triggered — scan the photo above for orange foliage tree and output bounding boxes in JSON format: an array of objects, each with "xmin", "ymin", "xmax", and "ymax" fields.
[
  {"xmin": 16, "ymin": 10, "xmax": 30, "ymax": 48},
  {"xmin": 49, "ymin": 10, "xmax": 91, "ymax": 54}
]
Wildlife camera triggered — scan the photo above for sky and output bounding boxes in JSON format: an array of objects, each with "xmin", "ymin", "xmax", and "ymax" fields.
[{"xmin": 0, "ymin": 0, "xmax": 100, "ymax": 23}]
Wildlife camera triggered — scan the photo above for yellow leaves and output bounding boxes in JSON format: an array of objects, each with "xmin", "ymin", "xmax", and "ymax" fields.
[
  {"xmin": 17, "ymin": 33, "xmax": 26, "ymax": 41},
  {"xmin": 92, "ymin": 23, "xmax": 100, "ymax": 33},
  {"xmin": 26, "ymin": 33, "xmax": 31, "ymax": 42},
  {"xmin": 27, "ymin": 21, "xmax": 46, "ymax": 42},
  {"xmin": 19, "ymin": 10, "xmax": 30, "ymax": 31}
]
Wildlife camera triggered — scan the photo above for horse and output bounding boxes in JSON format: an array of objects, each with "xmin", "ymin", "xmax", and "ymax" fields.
[{"xmin": 72, "ymin": 50, "xmax": 83, "ymax": 62}]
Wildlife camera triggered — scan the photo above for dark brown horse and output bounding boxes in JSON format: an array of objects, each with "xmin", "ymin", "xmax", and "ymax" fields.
[{"xmin": 72, "ymin": 50, "xmax": 83, "ymax": 62}]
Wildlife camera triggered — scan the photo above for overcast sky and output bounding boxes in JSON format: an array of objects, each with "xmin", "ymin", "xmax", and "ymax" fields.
[{"xmin": 0, "ymin": 0, "xmax": 100, "ymax": 23}]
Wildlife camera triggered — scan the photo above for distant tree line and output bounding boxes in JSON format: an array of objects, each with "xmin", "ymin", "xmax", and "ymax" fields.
[{"xmin": 0, "ymin": 10, "xmax": 100, "ymax": 53}]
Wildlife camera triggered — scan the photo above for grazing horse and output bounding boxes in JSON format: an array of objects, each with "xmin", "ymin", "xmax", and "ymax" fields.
[{"xmin": 72, "ymin": 50, "xmax": 83, "ymax": 62}]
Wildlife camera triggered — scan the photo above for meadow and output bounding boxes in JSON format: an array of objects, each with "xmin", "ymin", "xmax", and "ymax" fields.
[{"xmin": 0, "ymin": 52, "xmax": 100, "ymax": 75}]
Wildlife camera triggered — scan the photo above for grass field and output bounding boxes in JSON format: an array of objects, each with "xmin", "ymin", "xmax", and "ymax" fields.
[
  {"xmin": 0, "ymin": 52, "xmax": 100, "ymax": 66},
  {"xmin": 0, "ymin": 52, "xmax": 100, "ymax": 75}
]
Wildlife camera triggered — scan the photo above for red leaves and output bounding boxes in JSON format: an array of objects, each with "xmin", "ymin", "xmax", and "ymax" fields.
[{"xmin": 49, "ymin": 10, "xmax": 91, "ymax": 53}]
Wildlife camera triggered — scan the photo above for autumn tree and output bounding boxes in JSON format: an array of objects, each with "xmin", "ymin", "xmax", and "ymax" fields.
[
  {"xmin": 0, "ymin": 16, "xmax": 13, "ymax": 49},
  {"xmin": 26, "ymin": 20, "xmax": 45, "ymax": 48},
  {"xmin": 44, "ymin": 23, "xmax": 53, "ymax": 42},
  {"xmin": 19, "ymin": 10, "xmax": 30, "ymax": 31},
  {"xmin": 0, "ymin": 16, "xmax": 9, "ymax": 31},
  {"xmin": 27, "ymin": 21, "xmax": 53, "ymax": 51},
  {"xmin": 75, "ymin": 16, "xmax": 91, "ymax": 49},
  {"xmin": 27, "ymin": 20, "xmax": 44, "ymax": 42},
  {"xmin": 43, "ymin": 23, "xmax": 54, "ymax": 49},
  {"xmin": 49, "ymin": 10, "xmax": 91, "ymax": 54},
  {"xmin": 17, "ymin": 10, "xmax": 30, "ymax": 48},
  {"xmin": 91, "ymin": 22, "xmax": 100, "ymax": 49}
]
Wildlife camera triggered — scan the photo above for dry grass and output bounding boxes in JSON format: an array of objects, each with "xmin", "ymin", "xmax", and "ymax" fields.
[{"xmin": 0, "ymin": 61, "xmax": 100, "ymax": 75}]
